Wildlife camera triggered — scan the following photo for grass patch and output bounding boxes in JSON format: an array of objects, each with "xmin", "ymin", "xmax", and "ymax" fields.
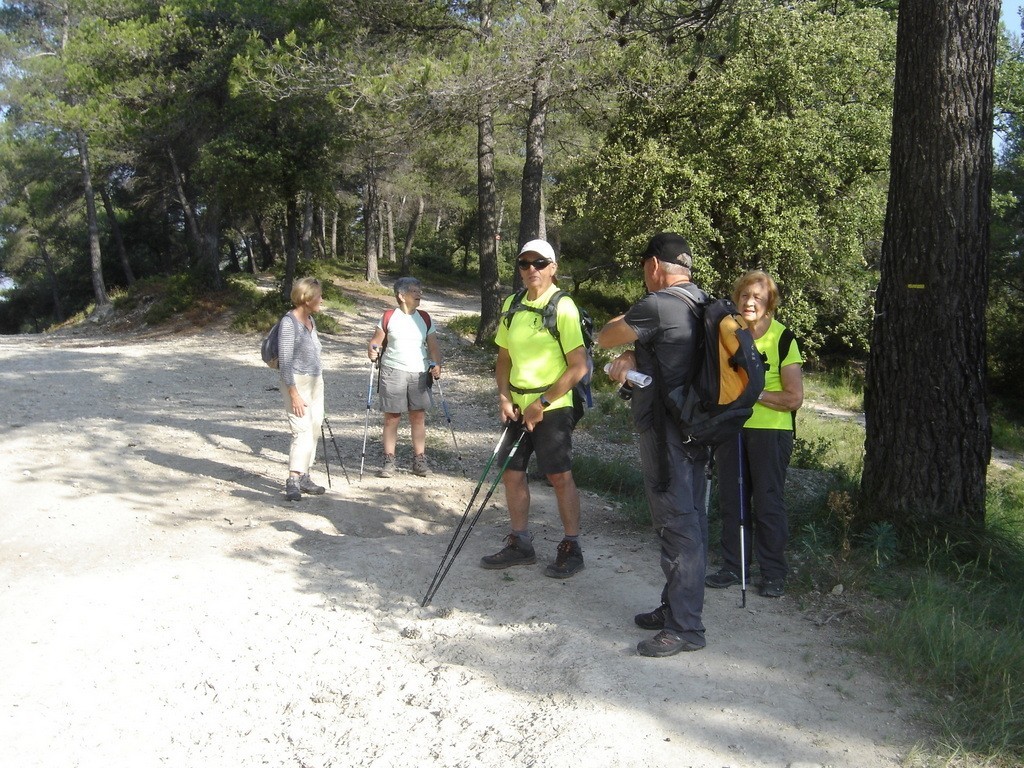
[
  {"xmin": 804, "ymin": 366, "xmax": 865, "ymax": 412},
  {"xmin": 571, "ymin": 454, "xmax": 648, "ymax": 525}
]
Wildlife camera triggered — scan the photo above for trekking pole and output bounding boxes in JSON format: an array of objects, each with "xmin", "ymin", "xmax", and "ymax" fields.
[
  {"xmin": 421, "ymin": 421, "xmax": 512, "ymax": 604},
  {"xmin": 322, "ymin": 416, "xmax": 351, "ymax": 485},
  {"xmin": 736, "ymin": 431, "xmax": 748, "ymax": 609},
  {"xmin": 359, "ymin": 349, "xmax": 378, "ymax": 481},
  {"xmin": 421, "ymin": 420, "xmax": 525, "ymax": 608},
  {"xmin": 430, "ymin": 365, "xmax": 466, "ymax": 477},
  {"xmin": 321, "ymin": 426, "xmax": 333, "ymax": 488}
]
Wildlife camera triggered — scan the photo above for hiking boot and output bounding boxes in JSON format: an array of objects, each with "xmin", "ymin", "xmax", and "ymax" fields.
[
  {"xmin": 544, "ymin": 539, "xmax": 585, "ymax": 579},
  {"xmin": 760, "ymin": 577, "xmax": 785, "ymax": 598},
  {"xmin": 412, "ymin": 453, "xmax": 430, "ymax": 477},
  {"xmin": 285, "ymin": 476, "xmax": 301, "ymax": 502},
  {"xmin": 481, "ymin": 534, "xmax": 537, "ymax": 570},
  {"xmin": 377, "ymin": 454, "xmax": 397, "ymax": 478},
  {"xmin": 634, "ymin": 604, "xmax": 669, "ymax": 631},
  {"xmin": 637, "ymin": 630, "xmax": 704, "ymax": 658},
  {"xmin": 298, "ymin": 473, "xmax": 325, "ymax": 495},
  {"xmin": 705, "ymin": 568, "xmax": 741, "ymax": 589}
]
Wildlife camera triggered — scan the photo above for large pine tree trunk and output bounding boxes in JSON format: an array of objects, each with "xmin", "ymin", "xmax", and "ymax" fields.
[
  {"xmin": 861, "ymin": 0, "xmax": 998, "ymax": 533},
  {"xmin": 76, "ymin": 130, "xmax": 108, "ymax": 307}
]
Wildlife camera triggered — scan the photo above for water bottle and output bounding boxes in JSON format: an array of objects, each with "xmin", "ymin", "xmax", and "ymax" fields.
[{"xmin": 603, "ymin": 364, "xmax": 652, "ymax": 388}]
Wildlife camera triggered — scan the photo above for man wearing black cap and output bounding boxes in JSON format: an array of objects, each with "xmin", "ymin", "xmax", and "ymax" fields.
[{"xmin": 596, "ymin": 232, "xmax": 710, "ymax": 657}]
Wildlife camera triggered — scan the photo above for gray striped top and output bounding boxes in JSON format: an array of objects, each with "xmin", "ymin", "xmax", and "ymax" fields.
[{"xmin": 277, "ymin": 311, "xmax": 323, "ymax": 387}]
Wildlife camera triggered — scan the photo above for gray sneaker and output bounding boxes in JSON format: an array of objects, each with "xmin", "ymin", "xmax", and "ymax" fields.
[
  {"xmin": 285, "ymin": 476, "xmax": 301, "ymax": 502},
  {"xmin": 412, "ymin": 453, "xmax": 430, "ymax": 477},
  {"xmin": 377, "ymin": 454, "xmax": 397, "ymax": 478},
  {"xmin": 481, "ymin": 534, "xmax": 537, "ymax": 569},
  {"xmin": 298, "ymin": 473, "xmax": 325, "ymax": 495}
]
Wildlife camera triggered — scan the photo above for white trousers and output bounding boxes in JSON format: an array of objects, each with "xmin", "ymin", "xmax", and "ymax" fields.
[{"xmin": 282, "ymin": 374, "xmax": 324, "ymax": 474}]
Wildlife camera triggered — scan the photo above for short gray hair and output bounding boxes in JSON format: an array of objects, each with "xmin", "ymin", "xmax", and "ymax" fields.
[{"xmin": 393, "ymin": 276, "xmax": 422, "ymax": 298}]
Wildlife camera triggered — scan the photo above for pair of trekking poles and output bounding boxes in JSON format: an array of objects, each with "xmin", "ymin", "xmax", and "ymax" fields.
[
  {"xmin": 421, "ymin": 418, "xmax": 527, "ymax": 607},
  {"xmin": 358, "ymin": 352, "xmax": 466, "ymax": 481}
]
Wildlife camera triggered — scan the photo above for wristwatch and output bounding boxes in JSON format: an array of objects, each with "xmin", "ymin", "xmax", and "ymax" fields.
[{"xmin": 540, "ymin": 395, "xmax": 551, "ymax": 408}]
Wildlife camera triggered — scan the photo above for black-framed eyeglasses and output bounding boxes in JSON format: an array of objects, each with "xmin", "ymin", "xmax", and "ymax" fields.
[{"xmin": 517, "ymin": 257, "xmax": 552, "ymax": 271}]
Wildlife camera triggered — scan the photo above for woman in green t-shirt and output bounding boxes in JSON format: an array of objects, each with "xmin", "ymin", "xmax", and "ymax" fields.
[{"xmin": 706, "ymin": 270, "xmax": 804, "ymax": 598}]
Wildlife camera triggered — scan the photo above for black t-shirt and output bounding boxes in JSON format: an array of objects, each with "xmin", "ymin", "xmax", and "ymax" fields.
[{"xmin": 623, "ymin": 283, "xmax": 706, "ymax": 432}]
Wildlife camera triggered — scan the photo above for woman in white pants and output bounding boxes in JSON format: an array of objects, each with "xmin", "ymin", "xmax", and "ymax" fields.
[{"xmin": 279, "ymin": 277, "xmax": 326, "ymax": 501}]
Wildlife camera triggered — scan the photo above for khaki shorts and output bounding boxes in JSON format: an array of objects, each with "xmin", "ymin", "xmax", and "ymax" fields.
[{"xmin": 378, "ymin": 365, "xmax": 433, "ymax": 413}]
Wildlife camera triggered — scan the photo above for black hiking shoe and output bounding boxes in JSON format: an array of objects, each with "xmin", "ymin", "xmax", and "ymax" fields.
[
  {"xmin": 705, "ymin": 568, "xmax": 741, "ymax": 589},
  {"xmin": 634, "ymin": 604, "xmax": 669, "ymax": 630},
  {"xmin": 481, "ymin": 534, "xmax": 537, "ymax": 570},
  {"xmin": 298, "ymin": 474, "xmax": 325, "ymax": 495},
  {"xmin": 544, "ymin": 539, "xmax": 585, "ymax": 579},
  {"xmin": 637, "ymin": 630, "xmax": 704, "ymax": 658},
  {"xmin": 760, "ymin": 577, "xmax": 785, "ymax": 598},
  {"xmin": 285, "ymin": 476, "xmax": 301, "ymax": 502}
]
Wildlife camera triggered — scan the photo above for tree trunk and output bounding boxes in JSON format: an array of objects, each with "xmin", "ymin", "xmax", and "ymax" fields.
[
  {"xmin": 76, "ymin": 130, "xmax": 108, "ymax": 307},
  {"xmin": 401, "ymin": 195, "xmax": 424, "ymax": 274},
  {"xmin": 330, "ymin": 207, "xmax": 339, "ymax": 260},
  {"xmin": 476, "ymin": 106, "xmax": 502, "ymax": 344},
  {"xmin": 37, "ymin": 233, "xmax": 65, "ymax": 322},
  {"xmin": 301, "ymin": 192, "xmax": 314, "ymax": 261},
  {"xmin": 283, "ymin": 195, "xmax": 299, "ymax": 301},
  {"xmin": 861, "ymin": 0, "xmax": 998, "ymax": 533},
  {"xmin": 167, "ymin": 148, "xmax": 203, "ymax": 268},
  {"xmin": 364, "ymin": 164, "xmax": 380, "ymax": 284},
  {"xmin": 100, "ymin": 185, "xmax": 135, "ymax": 286},
  {"xmin": 384, "ymin": 199, "xmax": 397, "ymax": 264},
  {"xmin": 243, "ymin": 234, "xmax": 256, "ymax": 273},
  {"xmin": 201, "ymin": 195, "xmax": 223, "ymax": 289},
  {"xmin": 518, "ymin": 1, "xmax": 554, "ymax": 250},
  {"xmin": 251, "ymin": 211, "xmax": 274, "ymax": 269}
]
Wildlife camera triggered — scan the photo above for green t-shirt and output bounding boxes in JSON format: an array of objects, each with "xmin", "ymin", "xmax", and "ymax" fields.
[
  {"xmin": 745, "ymin": 318, "xmax": 803, "ymax": 431},
  {"xmin": 495, "ymin": 284, "xmax": 584, "ymax": 411}
]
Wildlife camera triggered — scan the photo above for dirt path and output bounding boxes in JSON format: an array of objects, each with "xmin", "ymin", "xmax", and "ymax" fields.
[{"xmin": 0, "ymin": 286, "xmax": 929, "ymax": 768}]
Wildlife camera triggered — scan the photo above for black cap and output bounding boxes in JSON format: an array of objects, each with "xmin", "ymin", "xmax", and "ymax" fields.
[{"xmin": 641, "ymin": 232, "xmax": 692, "ymax": 269}]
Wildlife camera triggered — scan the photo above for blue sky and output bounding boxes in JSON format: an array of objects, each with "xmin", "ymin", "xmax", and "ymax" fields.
[{"xmin": 1007, "ymin": 1, "xmax": 1023, "ymax": 32}]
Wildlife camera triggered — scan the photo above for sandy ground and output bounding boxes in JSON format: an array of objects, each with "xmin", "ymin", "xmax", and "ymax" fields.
[{"xmin": 0, "ymin": 285, "xmax": 930, "ymax": 768}]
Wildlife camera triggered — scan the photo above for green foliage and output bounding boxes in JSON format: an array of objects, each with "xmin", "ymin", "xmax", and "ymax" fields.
[{"xmin": 559, "ymin": 0, "xmax": 895, "ymax": 359}]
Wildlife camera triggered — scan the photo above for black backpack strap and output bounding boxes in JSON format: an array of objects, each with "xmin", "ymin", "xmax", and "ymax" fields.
[{"xmin": 501, "ymin": 289, "xmax": 530, "ymax": 329}]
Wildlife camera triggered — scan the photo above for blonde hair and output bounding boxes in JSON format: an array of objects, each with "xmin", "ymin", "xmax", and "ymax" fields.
[
  {"xmin": 732, "ymin": 270, "xmax": 779, "ymax": 315},
  {"xmin": 291, "ymin": 277, "xmax": 322, "ymax": 308}
]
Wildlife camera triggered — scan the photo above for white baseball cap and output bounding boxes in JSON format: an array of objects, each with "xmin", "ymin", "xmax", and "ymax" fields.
[{"xmin": 518, "ymin": 239, "xmax": 557, "ymax": 264}]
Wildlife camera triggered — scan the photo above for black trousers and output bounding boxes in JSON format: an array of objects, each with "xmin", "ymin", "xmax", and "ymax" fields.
[
  {"xmin": 714, "ymin": 428, "xmax": 793, "ymax": 581},
  {"xmin": 638, "ymin": 424, "xmax": 708, "ymax": 646}
]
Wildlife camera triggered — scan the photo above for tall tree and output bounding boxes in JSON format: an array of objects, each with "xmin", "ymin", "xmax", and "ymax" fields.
[{"xmin": 861, "ymin": 0, "xmax": 999, "ymax": 532}]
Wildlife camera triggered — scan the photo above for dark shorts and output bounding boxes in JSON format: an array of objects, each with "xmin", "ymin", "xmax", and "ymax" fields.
[
  {"xmin": 501, "ymin": 406, "xmax": 576, "ymax": 475},
  {"xmin": 378, "ymin": 365, "xmax": 433, "ymax": 413}
]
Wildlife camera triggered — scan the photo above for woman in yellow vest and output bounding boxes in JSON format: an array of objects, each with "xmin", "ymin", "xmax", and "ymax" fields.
[{"xmin": 706, "ymin": 270, "xmax": 804, "ymax": 598}]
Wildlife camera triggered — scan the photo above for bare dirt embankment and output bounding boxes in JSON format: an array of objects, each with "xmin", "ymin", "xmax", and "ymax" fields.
[{"xmin": 0, "ymin": 284, "xmax": 930, "ymax": 768}]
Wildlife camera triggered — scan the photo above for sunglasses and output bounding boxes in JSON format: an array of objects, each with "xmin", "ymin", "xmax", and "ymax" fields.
[{"xmin": 517, "ymin": 257, "xmax": 553, "ymax": 271}]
